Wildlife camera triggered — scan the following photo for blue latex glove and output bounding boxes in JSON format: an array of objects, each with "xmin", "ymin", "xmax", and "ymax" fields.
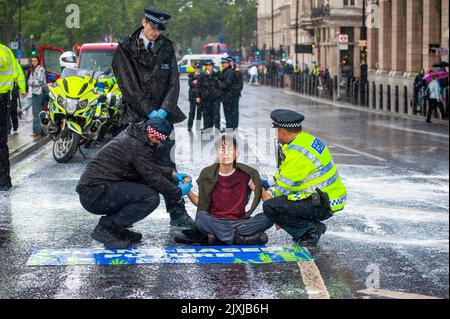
[
  {"xmin": 173, "ymin": 172, "xmax": 192, "ymax": 184},
  {"xmin": 148, "ymin": 109, "xmax": 168, "ymax": 119},
  {"xmin": 178, "ymin": 181, "xmax": 193, "ymax": 197},
  {"xmin": 262, "ymin": 179, "xmax": 271, "ymax": 190}
]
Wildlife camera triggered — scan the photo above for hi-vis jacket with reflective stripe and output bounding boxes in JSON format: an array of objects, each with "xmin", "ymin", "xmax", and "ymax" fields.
[
  {"xmin": 274, "ymin": 132, "xmax": 347, "ymax": 212},
  {"xmin": 0, "ymin": 43, "xmax": 26, "ymax": 95}
]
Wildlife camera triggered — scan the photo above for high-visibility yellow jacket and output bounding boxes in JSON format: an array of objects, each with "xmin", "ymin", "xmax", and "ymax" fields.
[
  {"xmin": 0, "ymin": 43, "xmax": 26, "ymax": 94},
  {"xmin": 273, "ymin": 132, "xmax": 347, "ymax": 212}
]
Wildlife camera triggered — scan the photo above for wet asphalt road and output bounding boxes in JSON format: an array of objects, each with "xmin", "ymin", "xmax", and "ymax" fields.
[{"xmin": 0, "ymin": 79, "xmax": 448, "ymax": 299}]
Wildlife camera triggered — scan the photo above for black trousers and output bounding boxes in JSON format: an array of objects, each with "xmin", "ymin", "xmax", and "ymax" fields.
[
  {"xmin": 0, "ymin": 93, "xmax": 12, "ymax": 188},
  {"xmin": 8, "ymin": 89, "xmax": 19, "ymax": 132},
  {"xmin": 427, "ymin": 98, "xmax": 447, "ymax": 122},
  {"xmin": 78, "ymin": 182, "xmax": 160, "ymax": 228},
  {"xmin": 231, "ymin": 95, "xmax": 240, "ymax": 129},
  {"xmin": 187, "ymin": 101, "xmax": 202, "ymax": 130},
  {"xmin": 202, "ymin": 100, "xmax": 221, "ymax": 130},
  {"xmin": 263, "ymin": 196, "xmax": 333, "ymax": 241},
  {"xmin": 223, "ymin": 98, "xmax": 234, "ymax": 129}
]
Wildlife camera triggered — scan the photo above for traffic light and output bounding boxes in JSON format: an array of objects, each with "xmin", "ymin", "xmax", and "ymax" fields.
[
  {"xmin": 187, "ymin": 49, "xmax": 193, "ymax": 55},
  {"xmin": 31, "ymin": 44, "xmax": 36, "ymax": 55},
  {"xmin": 255, "ymin": 50, "xmax": 260, "ymax": 56}
]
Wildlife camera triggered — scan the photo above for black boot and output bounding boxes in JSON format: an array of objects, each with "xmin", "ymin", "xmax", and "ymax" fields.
[
  {"xmin": 234, "ymin": 232, "xmax": 269, "ymax": 246},
  {"xmin": 295, "ymin": 223, "xmax": 327, "ymax": 247},
  {"xmin": 91, "ymin": 223, "xmax": 132, "ymax": 249},
  {"xmin": 170, "ymin": 211, "xmax": 195, "ymax": 228},
  {"xmin": 174, "ymin": 227, "xmax": 207, "ymax": 245},
  {"xmin": 121, "ymin": 228, "xmax": 143, "ymax": 244}
]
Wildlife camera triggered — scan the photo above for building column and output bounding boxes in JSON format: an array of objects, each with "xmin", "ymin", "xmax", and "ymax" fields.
[
  {"xmin": 391, "ymin": 0, "xmax": 407, "ymax": 72},
  {"xmin": 367, "ymin": 24, "xmax": 379, "ymax": 70},
  {"xmin": 423, "ymin": 0, "xmax": 441, "ymax": 70},
  {"xmin": 353, "ymin": 27, "xmax": 361, "ymax": 78},
  {"xmin": 378, "ymin": 0, "xmax": 392, "ymax": 71},
  {"xmin": 406, "ymin": 0, "xmax": 423, "ymax": 73},
  {"xmin": 442, "ymin": 0, "xmax": 449, "ymax": 63}
]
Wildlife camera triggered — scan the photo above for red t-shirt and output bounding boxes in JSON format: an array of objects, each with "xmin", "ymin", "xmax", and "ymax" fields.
[{"xmin": 209, "ymin": 169, "xmax": 251, "ymax": 220}]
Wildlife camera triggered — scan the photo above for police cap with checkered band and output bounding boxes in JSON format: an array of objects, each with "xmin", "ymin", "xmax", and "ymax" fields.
[{"xmin": 270, "ymin": 109, "xmax": 305, "ymax": 128}]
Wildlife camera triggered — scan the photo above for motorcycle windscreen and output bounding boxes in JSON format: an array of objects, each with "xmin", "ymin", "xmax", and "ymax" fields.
[{"xmin": 40, "ymin": 46, "xmax": 64, "ymax": 83}]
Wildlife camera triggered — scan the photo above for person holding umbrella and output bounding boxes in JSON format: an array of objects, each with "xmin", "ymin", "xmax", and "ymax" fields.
[{"xmin": 426, "ymin": 74, "xmax": 448, "ymax": 123}]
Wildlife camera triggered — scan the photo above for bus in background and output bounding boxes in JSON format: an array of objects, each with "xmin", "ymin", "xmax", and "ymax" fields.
[{"xmin": 202, "ymin": 43, "xmax": 227, "ymax": 55}]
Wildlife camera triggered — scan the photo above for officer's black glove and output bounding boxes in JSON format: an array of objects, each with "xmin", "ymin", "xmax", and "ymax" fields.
[{"xmin": 315, "ymin": 188, "xmax": 330, "ymax": 209}]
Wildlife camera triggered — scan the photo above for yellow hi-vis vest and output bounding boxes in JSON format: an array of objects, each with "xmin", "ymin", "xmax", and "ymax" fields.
[
  {"xmin": 274, "ymin": 132, "xmax": 347, "ymax": 212},
  {"xmin": 0, "ymin": 44, "xmax": 26, "ymax": 94}
]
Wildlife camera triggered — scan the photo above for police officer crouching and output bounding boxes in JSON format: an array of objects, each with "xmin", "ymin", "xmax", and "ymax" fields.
[
  {"xmin": 76, "ymin": 119, "xmax": 193, "ymax": 248},
  {"xmin": 187, "ymin": 63, "xmax": 203, "ymax": 132},
  {"xmin": 262, "ymin": 109, "xmax": 347, "ymax": 247}
]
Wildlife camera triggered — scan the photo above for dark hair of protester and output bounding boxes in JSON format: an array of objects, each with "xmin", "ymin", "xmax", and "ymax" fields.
[{"xmin": 214, "ymin": 135, "xmax": 238, "ymax": 167}]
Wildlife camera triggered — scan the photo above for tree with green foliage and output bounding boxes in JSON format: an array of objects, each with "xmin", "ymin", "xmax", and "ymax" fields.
[{"xmin": 1, "ymin": 0, "xmax": 256, "ymax": 56}]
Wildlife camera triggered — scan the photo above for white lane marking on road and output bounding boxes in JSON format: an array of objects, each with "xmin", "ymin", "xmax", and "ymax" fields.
[
  {"xmin": 332, "ymin": 143, "xmax": 387, "ymax": 162},
  {"xmin": 297, "ymin": 261, "xmax": 330, "ymax": 299},
  {"xmin": 357, "ymin": 288, "xmax": 442, "ymax": 299},
  {"xmin": 332, "ymin": 153, "xmax": 361, "ymax": 157},
  {"xmin": 55, "ymin": 267, "xmax": 83, "ymax": 299},
  {"xmin": 328, "ymin": 231, "xmax": 449, "ymax": 249},
  {"xmin": 336, "ymin": 164, "xmax": 387, "ymax": 169},
  {"xmin": 369, "ymin": 122, "xmax": 449, "ymax": 139}
]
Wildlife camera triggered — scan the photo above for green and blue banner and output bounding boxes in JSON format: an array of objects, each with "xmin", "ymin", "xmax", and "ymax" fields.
[{"xmin": 27, "ymin": 245, "xmax": 314, "ymax": 266}]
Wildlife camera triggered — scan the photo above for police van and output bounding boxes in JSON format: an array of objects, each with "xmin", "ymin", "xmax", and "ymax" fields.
[{"xmin": 178, "ymin": 54, "xmax": 223, "ymax": 73}]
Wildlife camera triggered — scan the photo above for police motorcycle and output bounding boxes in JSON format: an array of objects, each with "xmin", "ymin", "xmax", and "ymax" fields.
[
  {"xmin": 95, "ymin": 73, "xmax": 123, "ymax": 138},
  {"xmin": 39, "ymin": 68, "xmax": 109, "ymax": 163}
]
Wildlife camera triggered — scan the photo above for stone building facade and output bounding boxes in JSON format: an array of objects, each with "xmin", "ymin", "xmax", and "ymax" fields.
[
  {"xmin": 367, "ymin": 0, "xmax": 449, "ymax": 101},
  {"xmin": 257, "ymin": 0, "xmax": 364, "ymax": 78}
]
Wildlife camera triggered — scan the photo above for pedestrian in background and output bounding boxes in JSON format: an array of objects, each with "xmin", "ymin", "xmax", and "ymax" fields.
[
  {"xmin": 28, "ymin": 55, "xmax": 47, "ymax": 136},
  {"xmin": 426, "ymin": 74, "xmax": 447, "ymax": 123},
  {"xmin": 0, "ymin": 42, "xmax": 26, "ymax": 192},
  {"xmin": 248, "ymin": 64, "xmax": 258, "ymax": 85}
]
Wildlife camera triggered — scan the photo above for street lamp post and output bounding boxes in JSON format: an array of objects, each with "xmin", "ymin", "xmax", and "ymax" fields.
[
  {"xmin": 271, "ymin": 0, "xmax": 274, "ymax": 52},
  {"xmin": 295, "ymin": 0, "xmax": 299, "ymax": 69},
  {"xmin": 360, "ymin": 0, "xmax": 368, "ymax": 105}
]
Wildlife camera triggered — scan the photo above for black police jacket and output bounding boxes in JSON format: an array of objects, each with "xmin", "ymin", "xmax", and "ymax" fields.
[
  {"xmin": 218, "ymin": 67, "xmax": 235, "ymax": 102},
  {"xmin": 188, "ymin": 72, "xmax": 202, "ymax": 102},
  {"xmin": 112, "ymin": 27, "xmax": 186, "ymax": 125},
  {"xmin": 232, "ymin": 68, "xmax": 244, "ymax": 97},
  {"xmin": 198, "ymin": 70, "xmax": 222, "ymax": 103},
  {"xmin": 76, "ymin": 122, "xmax": 182, "ymax": 203}
]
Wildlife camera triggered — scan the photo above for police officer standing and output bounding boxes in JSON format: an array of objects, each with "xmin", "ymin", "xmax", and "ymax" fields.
[
  {"xmin": 199, "ymin": 61, "xmax": 222, "ymax": 131},
  {"xmin": 0, "ymin": 42, "xmax": 26, "ymax": 192},
  {"xmin": 231, "ymin": 59, "xmax": 244, "ymax": 129},
  {"xmin": 262, "ymin": 109, "xmax": 347, "ymax": 247},
  {"xmin": 111, "ymin": 8, "xmax": 193, "ymax": 227},
  {"xmin": 187, "ymin": 63, "xmax": 203, "ymax": 132},
  {"xmin": 218, "ymin": 57, "xmax": 235, "ymax": 130}
]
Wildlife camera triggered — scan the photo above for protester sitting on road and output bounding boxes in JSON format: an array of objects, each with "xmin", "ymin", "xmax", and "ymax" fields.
[
  {"xmin": 175, "ymin": 135, "xmax": 274, "ymax": 246},
  {"xmin": 76, "ymin": 118, "xmax": 193, "ymax": 248}
]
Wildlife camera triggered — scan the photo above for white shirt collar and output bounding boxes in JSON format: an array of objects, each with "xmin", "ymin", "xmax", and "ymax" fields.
[{"xmin": 139, "ymin": 30, "xmax": 154, "ymax": 49}]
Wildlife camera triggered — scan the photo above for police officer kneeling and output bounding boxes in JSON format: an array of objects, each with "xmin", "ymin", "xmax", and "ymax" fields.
[
  {"xmin": 76, "ymin": 118, "xmax": 193, "ymax": 248},
  {"xmin": 262, "ymin": 109, "xmax": 347, "ymax": 247}
]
